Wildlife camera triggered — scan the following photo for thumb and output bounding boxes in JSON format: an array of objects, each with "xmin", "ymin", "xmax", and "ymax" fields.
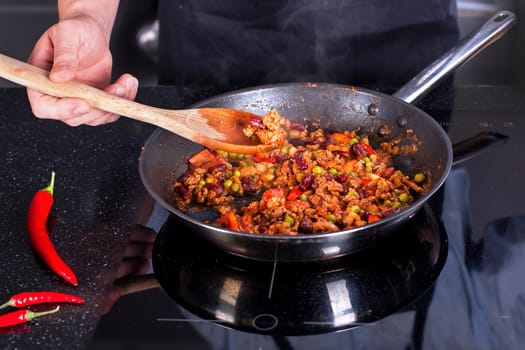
[{"xmin": 49, "ymin": 34, "xmax": 80, "ymax": 82}]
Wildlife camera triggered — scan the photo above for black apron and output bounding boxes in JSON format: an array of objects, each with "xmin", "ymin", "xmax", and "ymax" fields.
[{"xmin": 158, "ymin": 0, "xmax": 459, "ymax": 92}]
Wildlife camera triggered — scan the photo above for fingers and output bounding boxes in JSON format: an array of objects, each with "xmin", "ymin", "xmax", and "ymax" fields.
[
  {"xmin": 105, "ymin": 73, "xmax": 139, "ymax": 101},
  {"xmin": 26, "ymin": 73, "xmax": 139, "ymax": 126}
]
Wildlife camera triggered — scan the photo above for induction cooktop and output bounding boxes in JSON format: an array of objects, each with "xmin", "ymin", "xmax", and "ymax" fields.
[{"xmin": 152, "ymin": 203, "xmax": 447, "ymax": 335}]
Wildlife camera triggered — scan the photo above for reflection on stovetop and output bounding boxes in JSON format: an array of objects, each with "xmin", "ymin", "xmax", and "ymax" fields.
[{"xmin": 151, "ymin": 204, "xmax": 447, "ymax": 335}]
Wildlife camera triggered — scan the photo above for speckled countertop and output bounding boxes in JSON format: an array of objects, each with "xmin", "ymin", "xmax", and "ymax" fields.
[{"xmin": 0, "ymin": 86, "xmax": 209, "ymax": 349}]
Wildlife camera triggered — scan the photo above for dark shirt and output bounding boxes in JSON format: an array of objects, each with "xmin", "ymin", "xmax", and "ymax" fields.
[{"xmin": 158, "ymin": 0, "xmax": 459, "ymax": 92}]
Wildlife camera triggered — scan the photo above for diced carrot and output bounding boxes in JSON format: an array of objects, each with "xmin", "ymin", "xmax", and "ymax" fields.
[
  {"xmin": 188, "ymin": 149, "xmax": 217, "ymax": 167},
  {"xmin": 217, "ymin": 212, "xmax": 240, "ymax": 231},
  {"xmin": 332, "ymin": 133, "xmax": 352, "ymax": 144},
  {"xmin": 326, "ymin": 144, "xmax": 350, "ymax": 152}
]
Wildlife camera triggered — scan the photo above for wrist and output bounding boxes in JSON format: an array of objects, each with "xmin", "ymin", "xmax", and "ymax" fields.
[{"xmin": 57, "ymin": 0, "xmax": 120, "ymax": 42}]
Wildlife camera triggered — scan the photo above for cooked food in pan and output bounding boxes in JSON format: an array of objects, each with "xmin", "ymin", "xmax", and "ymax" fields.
[{"xmin": 174, "ymin": 110, "xmax": 429, "ymax": 235}]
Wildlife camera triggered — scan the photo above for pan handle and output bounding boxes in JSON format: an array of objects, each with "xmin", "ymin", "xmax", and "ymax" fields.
[{"xmin": 392, "ymin": 10, "xmax": 517, "ymax": 105}]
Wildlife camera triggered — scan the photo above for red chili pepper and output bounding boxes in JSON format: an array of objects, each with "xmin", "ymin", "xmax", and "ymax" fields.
[
  {"xmin": 0, "ymin": 292, "xmax": 84, "ymax": 310},
  {"xmin": 0, "ymin": 306, "xmax": 60, "ymax": 328},
  {"xmin": 27, "ymin": 172, "xmax": 78, "ymax": 286}
]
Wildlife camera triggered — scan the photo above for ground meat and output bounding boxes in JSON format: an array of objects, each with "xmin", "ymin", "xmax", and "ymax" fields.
[{"xmin": 174, "ymin": 115, "xmax": 429, "ymax": 235}]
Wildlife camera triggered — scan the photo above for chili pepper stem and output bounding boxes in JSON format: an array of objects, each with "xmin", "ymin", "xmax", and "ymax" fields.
[
  {"xmin": 27, "ymin": 305, "xmax": 60, "ymax": 321},
  {"xmin": 0, "ymin": 299, "xmax": 14, "ymax": 310},
  {"xmin": 43, "ymin": 171, "xmax": 55, "ymax": 195}
]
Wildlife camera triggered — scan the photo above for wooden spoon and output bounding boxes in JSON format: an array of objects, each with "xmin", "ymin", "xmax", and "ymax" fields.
[{"xmin": 0, "ymin": 53, "xmax": 274, "ymax": 154}]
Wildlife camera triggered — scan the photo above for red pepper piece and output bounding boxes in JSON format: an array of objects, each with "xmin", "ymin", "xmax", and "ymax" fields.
[
  {"xmin": 367, "ymin": 214, "xmax": 381, "ymax": 223},
  {"xmin": 286, "ymin": 187, "xmax": 303, "ymax": 201},
  {"xmin": 27, "ymin": 172, "xmax": 78, "ymax": 286},
  {"xmin": 253, "ymin": 153, "xmax": 276, "ymax": 163},
  {"xmin": 262, "ymin": 188, "xmax": 285, "ymax": 202},
  {"xmin": 0, "ymin": 292, "xmax": 84, "ymax": 310},
  {"xmin": 0, "ymin": 306, "xmax": 59, "ymax": 328},
  {"xmin": 361, "ymin": 176, "xmax": 372, "ymax": 186}
]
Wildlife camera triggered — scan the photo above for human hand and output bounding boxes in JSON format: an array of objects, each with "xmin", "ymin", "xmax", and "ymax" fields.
[{"xmin": 27, "ymin": 15, "xmax": 138, "ymax": 126}]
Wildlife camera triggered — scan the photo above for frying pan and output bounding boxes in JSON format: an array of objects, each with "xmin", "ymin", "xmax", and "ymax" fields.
[{"xmin": 139, "ymin": 11, "xmax": 516, "ymax": 261}]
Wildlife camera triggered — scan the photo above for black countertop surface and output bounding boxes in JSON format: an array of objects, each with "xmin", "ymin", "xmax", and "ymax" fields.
[{"xmin": 1, "ymin": 84, "xmax": 524, "ymax": 349}]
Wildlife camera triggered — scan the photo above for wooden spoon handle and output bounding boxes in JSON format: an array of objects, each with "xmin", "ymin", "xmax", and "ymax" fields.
[
  {"xmin": 0, "ymin": 53, "xmax": 144, "ymax": 115},
  {"xmin": 0, "ymin": 53, "xmax": 206, "ymax": 140}
]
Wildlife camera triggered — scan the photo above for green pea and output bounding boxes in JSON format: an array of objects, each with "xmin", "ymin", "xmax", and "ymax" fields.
[
  {"xmin": 350, "ymin": 137, "xmax": 359, "ymax": 145},
  {"xmin": 223, "ymin": 179, "xmax": 233, "ymax": 188},
  {"xmin": 325, "ymin": 214, "xmax": 337, "ymax": 222},
  {"xmin": 296, "ymin": 173, "xmax": 304, "ymax": 183},
  {"xmin": 328, "ymin": 168, "xmax": 338, "ymax": 175},
  {"xmin": 205, "ymin": 177, "xmax": 214, "ymax": 183},
  {"xmin": 233, "ymin": 170, "xmax": 241, "ymax": 177},
  {"xmin": 281, "ymin": 146, "xmax": 289, "ymax": 154},
  {"xmin": 299, "ymin": 193, "xmax": 308, "ymax": 201},
  {"xmin": 347, "ymin": 189, "xmax": 359, "ymax": 197},
  {"xmin": 383, "ymin": 200, "xmax": 392, "ymax": 207},
  {"xmin": 284, "ymin": 214, "xmax": 295, "ymax": 225},
  {"xmin": 350, "ymin": 205, "xmax": 360, "ymax": 213},
  {"xmin": 198, "ymin": 180, "xmax": 206, "ymax": 187},
  {"xmin": 399, "ymin": 193, "xmax": 409, "ymax": 203},
  {"xmin": 312, "ymin": 165, "xmax": 324, "ymax": 175},
  {"xmin": 414, "ymin": 173, "xmax": 426, "ymax": 183},
  {"xmin": 231, "ymin": 183, "xmax": 240, "ymax": 192}
]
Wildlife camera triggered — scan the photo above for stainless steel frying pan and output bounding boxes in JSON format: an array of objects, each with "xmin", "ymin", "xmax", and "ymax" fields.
[{"xmin": 139, "ymin": 11, "xmax": 516, "ymax": 261}]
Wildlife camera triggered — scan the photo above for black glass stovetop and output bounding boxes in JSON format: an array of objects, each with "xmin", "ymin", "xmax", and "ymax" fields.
[{"xmin": 151, "ymin": 203, "xmax": 447, "ymax": 336}]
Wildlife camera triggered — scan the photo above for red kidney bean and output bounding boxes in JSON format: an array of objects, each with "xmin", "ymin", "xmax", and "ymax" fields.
[
  {"xmin": 207, "ymin": 163, "xmax": 227, "ymax": 173},
  {"xmin": 332, "ymin": 150, "xmax": 349, "ymax": 158},
  {"xmin": 335, "ymin": 174, "xmax": 348, "ymax": 183},
  {"xmin": 299, "ymin": 174, "xmax": 314, "ymax": 191},
  {"xmin": 175, "ymin": 185, "xmax": 190, "ymax": 200},
  {"xmin": 296, "ymin": 160, "xmax": 308, "ymax": 170},
  {"xmin": 241, "ymin": 177, "xmax": 258, "ymax": 193},
  {"xmin": 205, "ymin": 183, "xmax": 223, "ymax": 195},
  {"xmin": 353, "ymin": 142, "xmax": 369, "ymax": 157},
  {"xmin": 249, "ymin": 117, "xmax": 266, "ymax": 129},
  {"xmin": 298, "ymin": 219, "xmax": 313, "ymax": 233}
]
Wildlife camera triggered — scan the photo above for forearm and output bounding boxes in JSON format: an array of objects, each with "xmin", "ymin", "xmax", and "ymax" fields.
[{"xmin": 57, "ymin": 0, "xmax": 120, "ymax": 41}]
